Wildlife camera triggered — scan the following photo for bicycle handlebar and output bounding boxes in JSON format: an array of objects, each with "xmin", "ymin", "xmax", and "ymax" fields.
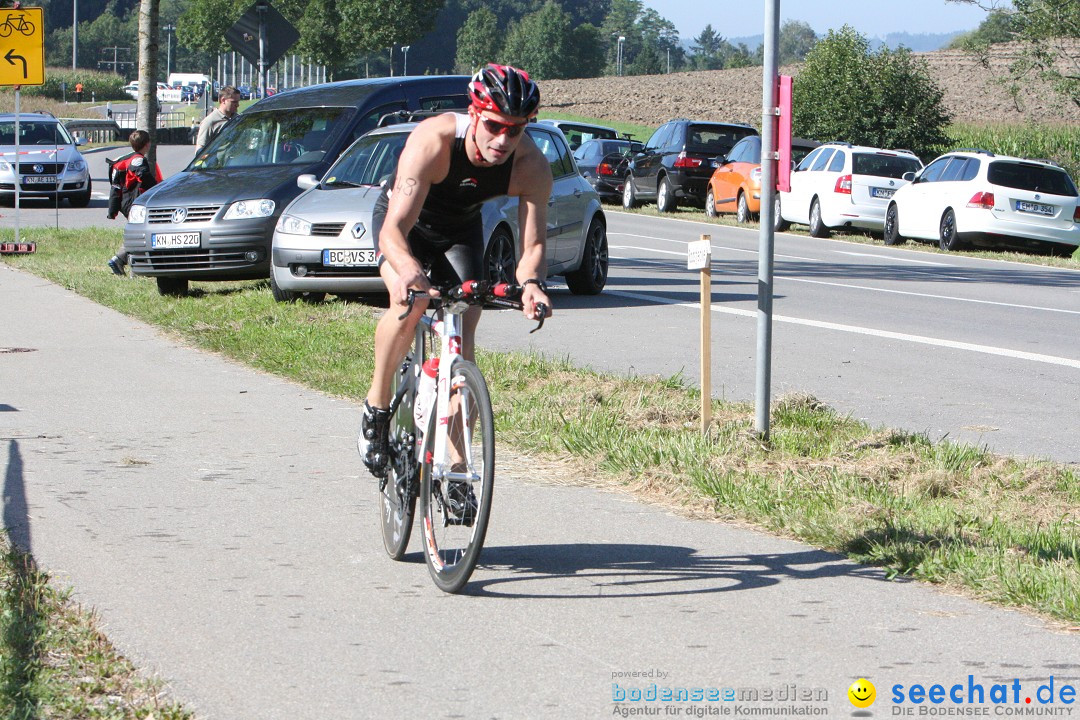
[{"xmin": 398, "ymin": 280, "xmax": 548, "ymax": 333}]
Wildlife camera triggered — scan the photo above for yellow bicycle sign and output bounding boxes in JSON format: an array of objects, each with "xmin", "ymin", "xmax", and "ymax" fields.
[{"xmin": 0, "ymin": 7, "xmax": 43, "ymax": 86}]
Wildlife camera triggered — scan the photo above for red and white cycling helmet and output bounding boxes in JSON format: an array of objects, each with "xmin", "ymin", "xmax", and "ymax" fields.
[{"xmin": 468, "ymin": 64, "xmax": 540, "ymax": 119}]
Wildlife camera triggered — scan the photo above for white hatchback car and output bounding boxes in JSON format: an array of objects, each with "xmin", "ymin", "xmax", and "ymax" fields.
[
  {"xmin": 777, "ymin": 142, "xmax": 923, "ymax": 237},
  {"xmin": 270, "ymin": 119, "xmax": 609, "ymax": 301},
  {"xmin": 884, "ymin": 149, "xmax": 1080, "ymax": 253}
]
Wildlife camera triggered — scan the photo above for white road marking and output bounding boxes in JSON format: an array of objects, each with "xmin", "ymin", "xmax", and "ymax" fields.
[
  {"xmin": 833, "ymin": 250, "xmax": 949, "ymax": 266},
  {"xmin": 607, "ymin": 246, "xmax": 1078, "ymax": 315},
  {"xmin": 605, "ymin": 289, "xmax": 1080, "ymax": 370}
]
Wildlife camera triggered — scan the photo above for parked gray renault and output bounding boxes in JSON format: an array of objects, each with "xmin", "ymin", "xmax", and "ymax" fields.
[{"xmin": 122, "ymin": 76, "xmax": 469, "ymax": 296}]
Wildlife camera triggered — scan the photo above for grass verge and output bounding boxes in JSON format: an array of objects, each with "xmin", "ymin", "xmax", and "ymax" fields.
[
  {"xmin": 2, "ymin": 227, "xmax": 1078, "ymax": 708},
  {"xmin": 0, "ymin": 535, "xmax": 193, "ymax": 719}
]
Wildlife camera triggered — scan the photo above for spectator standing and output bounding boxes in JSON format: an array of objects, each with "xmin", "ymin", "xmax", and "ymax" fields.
[
  {"xmin": 106, "ymin": 130, "xmax": 163, "ymax": 276},
  {"xmin": 75, "ymin": 82, "xmax": 83, "ymax": 103},
  {"xmin": 194, "ymin": 86, "xmax": 240, "ymax": 154}
]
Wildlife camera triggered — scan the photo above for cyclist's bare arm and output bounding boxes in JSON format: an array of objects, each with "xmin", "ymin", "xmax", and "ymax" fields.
[
  {"xmin": 379, "ymin": 115, "xmax": 456, "ymax": 304},
  {"xmin": 508, "ymin": 139, "xmax": 554, "ymax": 319}
]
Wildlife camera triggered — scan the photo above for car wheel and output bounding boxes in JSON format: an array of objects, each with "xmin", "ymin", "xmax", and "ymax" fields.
[
  {"xmin": 705, "ymin": 187, "xmax": 717, "ymax": 218},
  {"xmin": 938, "ymin": 208, "xmax": 963, "ymax": 251},
  {"xmin": 883, "ymin": 203, "xmax": 905, "ymax": 246},
  {"xmin": 156, "ymin": 276, "xmax": 189, "ymax": 297},
  {"xmin": 622, "ymin": 175, "xmax": 638, "ymax": 209},
  {"xmin": 808, "ymin": 197, "xmax": 830, "ymax": 238},
  {"xmin": 736, "ymin": 192, "xmax": 752, "ymax": 224},
  {"xmin": 68, "ymin": 179, "xmax": 92, "ymax": 208},
  {"xmin": 657, "ymin": 176, "xmax": 677, "ymax": 213},
  {"xmin": 773, "ymin": 195, "xmax": 789, "ymax": 232},
  {"xmin": 565, "ymin": 217, "xmax": 608, "ymax": 295},
  {"xmin": 269, "ymin": 269, "xmax": 297, "ymax": 302},
  {"xmin": 484, "ymin": 226, "xmax": 516, "ymax": 284}
]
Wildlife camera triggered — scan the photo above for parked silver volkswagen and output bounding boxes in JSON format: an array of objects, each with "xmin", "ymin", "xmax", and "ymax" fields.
[{"xmin": 270, "ymin": 118, "xmax": 609, "ymax": 302}]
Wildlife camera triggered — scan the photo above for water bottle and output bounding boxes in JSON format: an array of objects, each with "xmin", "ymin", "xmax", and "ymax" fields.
[{"xmin": 413, "ymin": 358, "xmax": 439, "ymax": 432}]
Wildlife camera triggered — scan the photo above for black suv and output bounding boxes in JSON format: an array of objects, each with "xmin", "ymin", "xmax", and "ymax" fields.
[
  {"xmin": 123, "ymin": 76, "xmax": 469, "ymax": 296},
  {"xmin": 622, "ymin": 119, "xmax": 758, "ymax": 212}
]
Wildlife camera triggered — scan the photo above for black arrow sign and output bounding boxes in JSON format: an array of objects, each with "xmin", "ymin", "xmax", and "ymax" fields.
[{"xmin": 5, "ymin": 48, "xmax": 26, "ymax": 78}]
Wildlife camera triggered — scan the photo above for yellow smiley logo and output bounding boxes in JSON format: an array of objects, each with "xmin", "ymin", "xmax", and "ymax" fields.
[{"xmin": 848, "ymin": 678, "xmax": 876, "ymax": 708}]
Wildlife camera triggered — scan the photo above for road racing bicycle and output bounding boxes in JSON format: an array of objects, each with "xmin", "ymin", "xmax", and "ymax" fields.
[{"xmin": 376, "ymin": 280, "xmax": 546, "ymax": 593}]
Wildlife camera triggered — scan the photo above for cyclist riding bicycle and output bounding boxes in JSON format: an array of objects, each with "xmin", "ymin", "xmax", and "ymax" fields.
[{"xmin": 358, "ymin": 64, "xmax": 554, "ymax": 477}]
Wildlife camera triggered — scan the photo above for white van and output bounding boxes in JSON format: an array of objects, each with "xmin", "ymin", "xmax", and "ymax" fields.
[{"xmin": 168, "ymin": 73, "xmax": 211, "ymax": 92}]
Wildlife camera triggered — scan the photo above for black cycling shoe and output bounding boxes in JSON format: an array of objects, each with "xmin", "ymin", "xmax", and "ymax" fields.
[
  {"xmin": 357, "ymin": 400, "xmax": 391, "ymax": 478},
  {"xmin": 446, "ymin": 480, "xmax": 478, "ymax": 527}
]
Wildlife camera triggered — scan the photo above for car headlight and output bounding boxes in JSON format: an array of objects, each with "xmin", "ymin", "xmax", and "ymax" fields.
[
  {"xmin": 67, "ymin": 158, "xmax": 86, "ymax": 172},
  {"xmin": 223, "ymin": 198, "xmax": 275, "ymax": 220},
  {"xmin": 128, "ymin": 204, "xmax": 147, "ymax": 224},
  {"xmin": 275, "ymin": 214, "xmax": 312, "ymax": 235},
  {"xmin": 0, "ymin": 161, "xmax": 9, "ymax": 172}
]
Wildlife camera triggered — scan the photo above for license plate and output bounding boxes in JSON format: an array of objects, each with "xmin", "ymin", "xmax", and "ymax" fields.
[
  {"xmin": 23, "ymin": 176, "xmax": 56, "ymax": 185},
  {"xmin": 322, "ymin": 248, "xmax": 377, "ymax": 266},
  {"xmin": 1016, "ymin": 200, "xmax": 1054, "ymax": 216},
  {"xmin": 871, "ymin": 187, "xmax": 895, "ymax": 199},
  {"xmin": 151, "ymin": 232, "xmax": 201, "ymax": 248}
]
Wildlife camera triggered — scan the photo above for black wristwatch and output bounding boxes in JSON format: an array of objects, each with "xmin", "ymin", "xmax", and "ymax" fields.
[{"xmin": 522, "ymin": 278, "xmax": 548, "ymax": 293}]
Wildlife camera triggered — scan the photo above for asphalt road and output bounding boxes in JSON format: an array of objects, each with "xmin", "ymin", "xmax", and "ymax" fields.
[
  {"xmin": 4, "ymin": 264, "xmax": 1080, "ymax": 719},
  {"xmin": 4, "ymin": 150, "xmax": 1078, "ymax": 464},
  {"xmin": 483, "ymin": 211, "xmax": 1080, "ymax": 464}
]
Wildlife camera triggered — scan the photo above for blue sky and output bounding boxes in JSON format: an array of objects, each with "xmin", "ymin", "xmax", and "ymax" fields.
[{"xmin": 640, "ymin": 0, "xmax": 990, "ymax": 40}]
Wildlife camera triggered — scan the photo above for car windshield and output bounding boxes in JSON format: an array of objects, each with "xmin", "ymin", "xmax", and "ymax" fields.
[
  {"xmin": 852, "ymin": 153, "xmax": 922, "ymax": 179},
  {"xmin": 0, "ymin": 121, "xmax": 73, "ymax": 145},
  {"xmin": 988, "ymin": 161, "xmax": 1078, "ymax": 197},
  {"xmin": 193, "ymin": 106, "xmax": 351, "ymax": 170},
  {"xmin": 600, "ymin": 140, "xmax": 634, "ymax": 157},
  {"xmin": 323, "ymin": 131, "xmax": 409, "ymax": 187},
  {"xmin": 687, "ymin": 125, "xmax": 757, "ymax": 155}
]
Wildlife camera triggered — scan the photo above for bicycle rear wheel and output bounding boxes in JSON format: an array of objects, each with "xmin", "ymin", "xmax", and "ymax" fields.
[
  {"xmin": 380, "ymin": 356, "xmax": 418, "ymax": 559},
  {"xmin": 420, "ymin": 360, "xmax": 494, "ymax": 593}
]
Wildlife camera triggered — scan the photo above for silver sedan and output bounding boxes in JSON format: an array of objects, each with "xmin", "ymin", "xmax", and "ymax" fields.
[{"xmin": 270, "ymin": 119, "xmax": 608, "ymax": 302}]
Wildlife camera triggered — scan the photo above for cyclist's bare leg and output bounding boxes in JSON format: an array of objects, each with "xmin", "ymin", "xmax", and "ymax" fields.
[{"xmin": 367, "ymin": 261, "xmax": 428, "ymax": 409}]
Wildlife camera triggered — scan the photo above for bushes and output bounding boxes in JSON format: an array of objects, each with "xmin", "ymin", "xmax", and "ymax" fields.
[
  {"xmin": 6, "ymin": 67, "xmax": 128, "ymax": 102},
  {"xmin": 945, "ymin": 123, "xmax": 1080, "ymax": 181},
  {"xmin": 793, "ymin": 25, "xmax": 951, "ymax": 161}
]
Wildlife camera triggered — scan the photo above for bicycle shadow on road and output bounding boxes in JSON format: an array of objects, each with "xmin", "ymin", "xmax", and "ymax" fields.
[{"xmin": 454, "ymin": 544, "xmax": 888, "ymax": 599}]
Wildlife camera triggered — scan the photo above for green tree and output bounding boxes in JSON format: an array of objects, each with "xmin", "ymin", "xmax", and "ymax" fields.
[
  {"xmin": 778, "ymin": 20, "xmax": 817, "ymax": 64},
  {"xmin": 690, "ymin": 24, "xmax": 722, "ymax": 70},
  {"xmin": 948, "ymin": 8, "xmax": 1021, "ymax": 49},
  {"xmin": 947, "ymin": 0, "xmax": 1079, "ymax": 108},
  {"xmin": 793, "ymin": 25, "xmax": 950, "ymax": 160},
  {"xmin": 500, "ymin": 1, "xmax": 575, "ymax": 79},
  {"xmin": 637, "ymin": 8, "xmax": 683, "ymax": 72},
  {"xmin": 455, "ymin": 7, "xmax": 500, "ymax": 73},
  {"xmin": 599, "ymin": 0, "xmax": 642, "ymax": 74}
]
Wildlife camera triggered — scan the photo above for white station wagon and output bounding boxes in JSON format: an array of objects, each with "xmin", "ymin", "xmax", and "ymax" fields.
[{"xmin": 884, "ymin": 149, "xmax": 1080, "ymax": 253}]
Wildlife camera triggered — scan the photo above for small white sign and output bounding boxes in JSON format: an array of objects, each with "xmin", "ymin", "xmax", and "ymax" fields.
[{"xmin": 687, "ymin": 240, "xmax": 712, "ymax": 270}]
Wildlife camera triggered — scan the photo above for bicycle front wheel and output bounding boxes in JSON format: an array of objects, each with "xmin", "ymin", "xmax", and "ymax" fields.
[
  {"xmin": 380, "ymin": 357, "xmax": 417, "ymax": 560},
  {"xmin": 420, "ymin": 360, "xmax": 494, "ymax": 593}
]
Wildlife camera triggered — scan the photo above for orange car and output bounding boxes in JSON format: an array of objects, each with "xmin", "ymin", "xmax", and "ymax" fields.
[{"xmin": 706, "ymin": 136, "xmax": 820, "ymax": 222}]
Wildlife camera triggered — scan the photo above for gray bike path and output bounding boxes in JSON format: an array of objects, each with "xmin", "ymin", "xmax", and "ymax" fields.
[{"xmin": 2, "ymin": 265, "xmax": 1078, "ymax": 719}]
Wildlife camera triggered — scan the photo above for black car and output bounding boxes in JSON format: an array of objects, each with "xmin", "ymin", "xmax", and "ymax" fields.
[
  {"xmin": 122, "ymin": 76, "xmax": 470, "ymax": 296},
  {"xmin": 573, "ymin": 138, "xmax": 642, "ymax": 202},
  {"xmin": 622, "ymin": 119, "xmax": 758, "ymax": 212}
]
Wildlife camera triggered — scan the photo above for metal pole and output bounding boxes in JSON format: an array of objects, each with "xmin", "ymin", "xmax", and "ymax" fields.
[
  {"xmin": 256, "ymin": 0, "xmax": 267, "ymax": 99},
  {"xmin": 755, "ymin": 0, "xmax": 780, "ymax": 438},
  {"xmin": 72, "ymin": 0, "xmax": 78, "ymax": 69},
  {"xmin": 402, "ymin": 45, "xmax": 410, "ymax": 76}
]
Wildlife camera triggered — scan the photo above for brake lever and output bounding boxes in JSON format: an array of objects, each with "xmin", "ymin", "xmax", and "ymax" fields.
[
  {"xmin": 530, "ymin": 302, "xmax": 548, "ymax": 334},
  {"xmin": 397, "ymin": 290, "xmax": 417, "ymax": 320}
]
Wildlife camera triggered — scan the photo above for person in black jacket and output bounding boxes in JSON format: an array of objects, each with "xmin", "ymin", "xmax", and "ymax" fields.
[{"xmin": 107, "ymin": 130, "xmax": 162, "ymax": 276}]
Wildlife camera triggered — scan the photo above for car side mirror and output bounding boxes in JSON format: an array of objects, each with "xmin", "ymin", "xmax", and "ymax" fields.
[
  {"xmin": 711, "ymin": 155, "xmax": 726, "ymax": 168},
  {"xmin": 902, "ymin": 171, "xmax": 916, "ymax": 182},
  {"xmin": 296, "ymin": 173, "xmax": 319, "ymax": 190},
  {"xmin": 74, "ymin": 137, "xmax": 87, "ymax": 146}
]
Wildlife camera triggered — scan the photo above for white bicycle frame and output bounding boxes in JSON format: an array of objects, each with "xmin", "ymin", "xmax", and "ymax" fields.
[{"xmin": 416, "ymin": 300, "xmax": 480, "ymax": 486}]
